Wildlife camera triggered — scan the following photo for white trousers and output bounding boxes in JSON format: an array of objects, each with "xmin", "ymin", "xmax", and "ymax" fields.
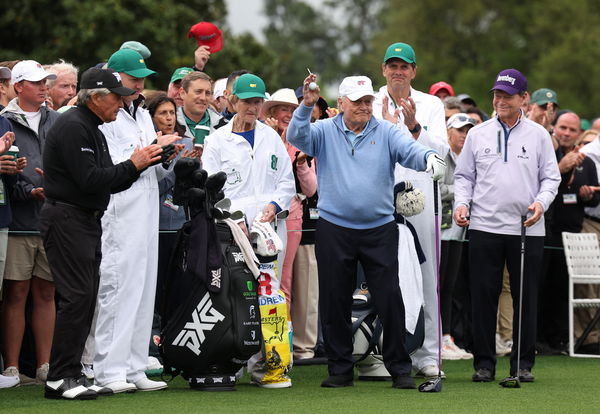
[
  {"xmin": 395, "ymin": 168, "xmax": 441, "ymax": 369},
  {"xmin": 93, "ymin": 182, "xmax": 159, "ymax": 385}
]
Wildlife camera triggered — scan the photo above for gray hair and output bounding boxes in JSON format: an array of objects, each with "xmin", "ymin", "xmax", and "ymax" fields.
[
  {"xmin": 443, "ymin": 96, "xmax": 466, "ymax": 112},
  {"xmin": 76, "ymin": 88, "xmax": 111, "ymax": 105},
  {"xmin": 45, "ymin": 60, "xmax": 78, "ymax": 89}
]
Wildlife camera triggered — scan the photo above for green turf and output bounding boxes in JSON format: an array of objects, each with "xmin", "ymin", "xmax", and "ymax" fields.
[{"xmin": 1, "ymin": 356, "xmax": 599, "ymax": 413}]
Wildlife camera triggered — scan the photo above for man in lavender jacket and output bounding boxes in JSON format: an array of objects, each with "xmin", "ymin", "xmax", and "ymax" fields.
[{"xmin": 453, "ymin": 69, "xmax": 560, "ymax": 383}]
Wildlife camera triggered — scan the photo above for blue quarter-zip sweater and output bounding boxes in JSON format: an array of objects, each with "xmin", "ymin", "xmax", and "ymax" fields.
[{"xmin": 287, "ymin": 104, "xmax": 435, "ymax": 229}]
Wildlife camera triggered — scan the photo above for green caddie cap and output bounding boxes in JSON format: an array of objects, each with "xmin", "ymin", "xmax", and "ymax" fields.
[
  {"xmin": 383, "ymin": 42, "xmax": 416, "ymax": 64},
  {"xmin": 232, "ymin": 74, "xmax": 267, "ymax": 99},
  {"xmin": 170, "ymin": 67, "xmax": 194, "ymax": 84},
  {"xmin": 107, "ymin": 49, "xmax": 156, "ymax": 78},
  {"xmin": 530, "ymin": 88, "xmax": 559, "ymax": 106}
]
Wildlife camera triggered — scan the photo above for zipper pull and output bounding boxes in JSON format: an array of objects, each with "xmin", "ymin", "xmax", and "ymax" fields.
[{"xmin": 352, "ymin": 147, "xmax": 355, "ymax": 156}]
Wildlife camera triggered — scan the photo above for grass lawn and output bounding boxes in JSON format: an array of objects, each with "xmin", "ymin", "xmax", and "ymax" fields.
[{"xmin": 1, "ymin": 356, "xmax": 599, "ymax": 413}]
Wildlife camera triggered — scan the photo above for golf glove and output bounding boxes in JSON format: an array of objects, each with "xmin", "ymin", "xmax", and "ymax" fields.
[{"xmin": 426, "ymin": 153, "xmax": 446, "ymax": 181}]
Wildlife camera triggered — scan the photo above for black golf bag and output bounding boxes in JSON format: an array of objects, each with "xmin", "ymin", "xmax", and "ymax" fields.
[{"xmin": 158, "ymin": 159, "xmax": 261, "ymax": 391}]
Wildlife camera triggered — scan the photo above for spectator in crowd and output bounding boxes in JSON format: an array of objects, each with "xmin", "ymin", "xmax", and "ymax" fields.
[
  {"xmin": 92, "ymin": 49, "xmax": 180, "ymax": 394},
  {"xmin": 212, "ymin": 78, "xmax": 228, "ymax": 113},
  {"xmin": 146, "ymin": 93, "xmax": 193, "ymax": 323},
  {"xmin": 466, "ymin": 107, "xmax": 485, "ymax": 124},
  {"xmin": 177, "ymin": 71, "xmax": 225, "ymax": 149},
  {"xmin": 202, "ymin": 73, "xmax": 295, "ymax": 387},
  {"xmin": 454, "ymin": 68, "xmax": 560, "ymax": 383},
  {"xmin": 539, "ymin": 111, "xmax": 599, "ymax": 353},
  {"xmin": 41, "ymin": 67, "xmax": 164, "ymax": 400},
  {"xmin": 0, "ymin": 61, "xmax": 21, "ymax": 110},
  {"xmin": 580, "ymin": 129, "xmax": 599, "ymax": 146},
  {"xmin": 0, "ymin": 109, "xmax": 27, "ymax": 389},
  {"xmin": 291, "ymin": 87, "xmax": 330, "ymax": 360},
  {"xmin": 526, "ymin": 88, "xmax": 558, "ymax": 134},
  {"xmin": 443, "ymin": 96, "xmax": 466, "ymax": 122},
  {"xmin": 44, "ymin": 60, "xmax": 78, "ymax": 111},
  {"xmin": 1, "ymin": 60, "xmax": 59, "ymax": 386},
  {"xmin": 262, "ymin": 88, "xmax": 317, "ymax": 307},
  {"xmin": 591, "ymin": 118, "xmax": 600, "ymax": 132},
  {"xmin": 288, "ymin": 74, "xmax": 445, "ymax": 389},
  {"xmin": 220, "ymin": 70, "xmax": 249, "ymax": 122},
  {"xmin": 457, "ymin": 93, "xmax": 477, "ymax": 110},
  {"xmin": 373, "ymin": 42, "xmax": 450, "ymax": 380},
  {"xmin": 439, "ymin": 113, "xmax": 475, "ymax": 360},
  {"xmin": 0, "ymin": 66, "xmax": 15, "ymax": 110},
  {"xmin": 429, "ymin": 81, "xmax": 454, "ymax": 100},
  {"xmin": 167, "ymin": 67, "xmax": 193, "ymax": 108},
  {"xmin": 120, "ymin": 40, "xmax": 152, "ymax": 59},
  {"xmin": 577, "ymin": 128, "xmax": 600, "ymax": 350}
]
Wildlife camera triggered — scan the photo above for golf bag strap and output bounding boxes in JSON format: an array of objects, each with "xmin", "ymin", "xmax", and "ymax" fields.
[{"xmin": 351, "ymin": 312, "xmax": 384, "ymax": 363}]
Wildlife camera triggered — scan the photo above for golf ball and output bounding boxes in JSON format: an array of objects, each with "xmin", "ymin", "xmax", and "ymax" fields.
[{"xmin": 308, "ymin": 82, "xmax": 318, "ymax": 90}]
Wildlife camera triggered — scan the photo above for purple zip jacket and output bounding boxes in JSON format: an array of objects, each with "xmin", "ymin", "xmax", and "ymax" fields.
[{"xmin": 454, "ymin": 114, "xmax": 560, "ymax": 236}]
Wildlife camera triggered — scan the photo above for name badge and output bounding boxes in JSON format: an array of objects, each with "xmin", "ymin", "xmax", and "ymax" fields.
[
  {"xmin": 309, "ymin": 208, "xmax": 319, "ymax": 220},
  {"xmin": 563, "ymin": 193, "xmax": 577, "ymax": 204}
]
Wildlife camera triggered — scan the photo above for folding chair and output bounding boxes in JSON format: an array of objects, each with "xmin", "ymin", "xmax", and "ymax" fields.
[{"xmin": 562, "ymin": 232, "xmax": 600, "ymax": 358}]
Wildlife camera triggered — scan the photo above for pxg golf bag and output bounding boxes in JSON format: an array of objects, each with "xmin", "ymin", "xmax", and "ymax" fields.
[{"xmin": 159, "ymin": 158, "xmax": 261, "ymax": 391}]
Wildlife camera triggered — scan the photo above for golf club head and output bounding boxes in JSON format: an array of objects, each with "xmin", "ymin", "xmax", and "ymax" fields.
[
  {"xmin": 499, "ymin": 376, "xmax": 521, "ymax": 388},
  {"xmin": 229, "ymin": 210, "xmax": 245, "ymax": 221},
  {"xmin": 214, "ymin": 198, "xmax": 231, "ymax": 212},
  {"xmin": 418, "ymin": 377, "xmax": 442, "ymax": 393}
]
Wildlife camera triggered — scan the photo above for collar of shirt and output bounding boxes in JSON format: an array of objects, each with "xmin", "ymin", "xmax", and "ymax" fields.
[{"xmin": 342, "ymin": 115, "xmax": 368, "ymax": 145}]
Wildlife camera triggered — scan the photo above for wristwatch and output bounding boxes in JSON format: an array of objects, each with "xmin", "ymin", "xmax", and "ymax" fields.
[{"xmin": 409, "ymin": 123, "xmax": 421, "ymax": 134}]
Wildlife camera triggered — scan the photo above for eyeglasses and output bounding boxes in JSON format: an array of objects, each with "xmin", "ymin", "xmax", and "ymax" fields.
[{"xmin": 448, "ymin": 115, "xmax": 476, "ymax": 126}]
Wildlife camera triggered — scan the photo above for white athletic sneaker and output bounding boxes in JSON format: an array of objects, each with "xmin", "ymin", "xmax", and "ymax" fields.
[
  {"xmin": 496, "ymin": 333, "xmax": 512, "ymax": 356},
  {"xmin": 36, "ymin": 363, "xmax": 49, "ymax": 384},
  {"xmin": 442, "ymin": 335, "xmax": 473, "ymax": 360},
  {"xmin": 2, "ymin": 366, "xmax": 34, "ymax": 386},
  {"xmin": 101, "ymin": 381, "xmax": 137, "ymax": 394},
  {"xmin": 414, "ymin": 365, "xmax": 446, "ymax": 379},
  {"xmin": 441, "ymin": 336, "xmax": 463, "ymax": 360},
  {"xmin": 0, "ymin": 373, "xmax": 19, "ymax": 389}
]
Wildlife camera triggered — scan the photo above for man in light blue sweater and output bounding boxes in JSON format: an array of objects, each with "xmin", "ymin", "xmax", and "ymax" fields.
[{"xmin": 287, "ymin": 74, "xmax": 445, "ymax": 389}]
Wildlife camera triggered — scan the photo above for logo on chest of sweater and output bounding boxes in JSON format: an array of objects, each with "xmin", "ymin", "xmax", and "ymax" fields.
[{"xmin": 517, "ymin": 145, "xmax": 529, "ymax": 160}]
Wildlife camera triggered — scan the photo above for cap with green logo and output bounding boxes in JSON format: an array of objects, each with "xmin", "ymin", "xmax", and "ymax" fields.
[
  {"xmin": 383, "ymin": 42, "xmax": 416, "ymax": 64},
  {"xmin": 170, "ymin": 67, "xmax": 194, "ymax": 84},
  {"xmin": 107, "ymin": 49, "xmax": 156, "ymax": 78},
  {"xmin": 232, "ymin": 74, "xmax": 267, "ymax": 99},
  {"xmin": 530, "ymin": 88, "xmax": 558, "ymax": 106}
]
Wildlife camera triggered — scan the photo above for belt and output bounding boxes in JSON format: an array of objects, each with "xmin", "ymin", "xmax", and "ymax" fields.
[
  {"xmin": 585, "ymin": 214, "xmax": 600, "ymax": 224},
  {"xmin": 46, "ymin": 198, "xmax": 103, "ymax": 219}
]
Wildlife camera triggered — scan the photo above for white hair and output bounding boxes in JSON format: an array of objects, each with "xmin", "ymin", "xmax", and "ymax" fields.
[
  {"xmin": 45, "ymin": 59, "xmax": 78, "ymax": 88},
  {"xmin": 76, "ymin": 88, "xmax": 111, "ymax": 105}
]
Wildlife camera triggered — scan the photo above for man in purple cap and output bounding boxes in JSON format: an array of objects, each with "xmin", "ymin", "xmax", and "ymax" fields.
[{"xmin": 453, "ymin": 69, "xmax": 560, "ymax": 383}]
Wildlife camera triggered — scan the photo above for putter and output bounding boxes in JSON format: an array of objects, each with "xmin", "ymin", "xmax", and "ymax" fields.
[
  {"xmin": 499, "ymin": 215, "xmax": 526, "ymax": 389},
  {"xmin": 419, "ymin": 181, "xmax": 443, "ymax": 393}
]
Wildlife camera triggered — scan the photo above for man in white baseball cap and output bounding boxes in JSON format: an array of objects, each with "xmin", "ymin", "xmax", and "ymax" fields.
[
  {"xmin": 287, "ymin": 73, "xmax": 446, "ymax": 390},
  {"xmin": 0, "ymin": 59, "xmax": 59, "ymax": 386}
]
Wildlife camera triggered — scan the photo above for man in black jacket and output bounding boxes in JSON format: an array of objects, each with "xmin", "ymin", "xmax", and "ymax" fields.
[{"xmin": 40, "ymin": 68, "xmax": 163, "ymax": 400}]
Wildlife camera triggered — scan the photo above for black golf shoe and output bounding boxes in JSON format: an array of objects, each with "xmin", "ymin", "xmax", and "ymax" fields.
[
  {"xmin": 321, "ymin": 373, "xmax": 354, "ymax": 388},
  {"xmin": 45, "ymin": 377, "xmax": 98, "ymax": 400},
  {"xmin": 472, "ymin": 368, "xmax": 495, "ymax": 382},
  {"xmin": 511, "ymin": 369, "xmax": 534, "ymax": 383},
  {"xmin": 392, "ymin": 374, "xmax": 416, "ymax": 389}
]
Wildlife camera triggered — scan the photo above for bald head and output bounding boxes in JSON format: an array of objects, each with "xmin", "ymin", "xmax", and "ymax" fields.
[{"xmin": 555, "ymin": 111, "xmax": 581, "ymax": 149}]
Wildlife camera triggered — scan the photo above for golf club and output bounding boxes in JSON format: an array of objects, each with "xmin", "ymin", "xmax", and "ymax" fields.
[
  {"xmin": 419, "ymin": 180, "xmax": 443, "ymax": 393},
  {"xmin": 499, "ymin": 215, "xmax": 526, "ymax": 389}
]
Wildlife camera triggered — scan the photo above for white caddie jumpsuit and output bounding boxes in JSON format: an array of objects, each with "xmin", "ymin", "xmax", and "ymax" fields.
[
  {"xmin": 93, "ymin": 104, "xmax": 164, "ymax": 385},
  {"xmin": 374, "ymin": 86, "xmax": 449, "ymax": 370}
]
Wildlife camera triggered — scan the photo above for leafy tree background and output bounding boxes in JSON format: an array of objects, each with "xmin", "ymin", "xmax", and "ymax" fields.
[{"xmin": 1, "ymin": 0, "xmax": 599, "ymax": 118}]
